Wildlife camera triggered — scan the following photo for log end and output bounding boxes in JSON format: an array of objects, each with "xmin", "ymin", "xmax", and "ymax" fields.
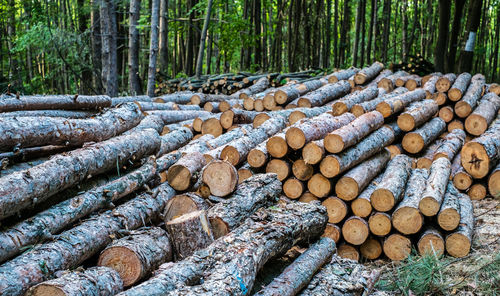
[
  {"xmin": 488, "ymin": 170, "xmax": 500, "ymax": 198},
  {"xmin": 453, "ymin": 172, "xmax": 473, "ymax": 191},
  {"xmin": 237, "ymin": 167, "xmax": 253, "ymax": 184},
  {"xmin": 402, "ymin": 133, "xmax": 425, "ymax": 154},
  {"xmin": 350, "ymin": 105, "xmax": 365, "ymax": 117},
  {"xmin": 319, "ymin": 156, "xmax": 340, "ymax": 178},
  {"xmin": 220, "ymin": 146, "xmax": 241, "ymax": 166},
  {"xmin": 368, "ymin": 212, "xmax": 392, "ymax": 236},
  {"xmin": 243, "ymin": 97, "xmax": 255, "ymax": 111},
  {"xmin": 335, "ymin": 177, "xmax": 359, "ymax": 201},
  {"xmin": 461, "ymin": 142, "xmax": 490, "ymax": 179},
  {"xmin": 445, "ymin": 233, "xmax": 471, "ymax": 258},
  {"xmin": 263, "ymin": 94, "xmax": 277, "ymax": 110},
  {"xmin": 202, "ymin": 160, "xmax": 238, "ymax": 197},
  {"xmin": 342, "ymin": 217, "xmax": 369, "ymax": 245},
  {"xmin": 98, "ymin": 246, "xmax": 142, "ymax": 287},
  {"xmin": 193, "ymin": 117, "xmax": 204, "ymax": 132},
  {"xmin": 298, "ymin": 191, "xmax": 320, "ymax": 203},
  {"xmin": 468, "ymin": 183, "xmax": 487, "ymax": 200},
  {"xmin": 324, "ymin": 134, "xmax": 345, "ymax": 154},
  {"xmin": 360, "ymin": 238, "xmax": 383, "ymax": 260},
  {"xmin": 286, "ymin": 127, "xmax": 307, "ymax": 150},
  {"xmin": 454, "ymin": 101, "xmax": 472, "ymax": 118},
  {"xmin": 253, "ymin": 113, "xmax": 271, "ymax": 128},
  {"xmin": 332, "ymin": 102, "xmax": 348, "ymax": 116},
  {"xmin": 322, "ymin": 196, "xmax": 347, "ymax": 224},
  {"xmin": 337, "ymin": 244, "xmax": 360, "ymax": 261},
  {"xmin": 371, "ymin": 189, "xmax": 395, "ymax": 212},
  {"xmin": 201, "ymin": 118, "xmax": 223, "ymax": 137},
  {"xmin": 164, "ymin": 194, "xmax": 207, "ymax": 222},
  {"xmin": 437, "ymin": 208, "xmax": 460, "ymax": 231},
  {"xmin": 376, "ymin": 102, "xmax": 392, "ymax": 118},
  {"xmin": 209, "ymin": 216, "xmax": 230, "ymax": 239},
  {"xmin": 167, "ymin": 165, "xmax": 192, "ymax": 191},
  {"xmin": 448, "ymin": 88, "xmax": 462, "ymax": 101},
  {"xmin": 266, "ymin": 159, "xmax": 290, "ymax": 181},
  {"xmin": 191, "ymin": 94, "xmax": 202, "ymax": 105},
  {"xmin": 383, "ymin": 234, "xmax": 411, "ymax": 261},
  {"xmin": 297, "ymin": 98, "xmax": 312, "ymax": 108},
  {"xmin": 283, "ymin": 178, "xmax": 304, "ymax": 199},
  {"xmin": 267, "ymin": 136, "xmax": 289, "ymax": 158},
  {"xmin": 289, "ymin": 111, "xmax": 306, "ymax": 125},
  {"xmin": 248, "ymin": 149, "xmax": 267, "ymax": 169},
  {"xmin": 354, "ymin": 73, "xmax": 367, "ymax": 85},
  {"xmin": 220, "ymin": 110, "xmax": 235, "ymax": 129},
  {"xmin": 464, "ymin": 114, "xmax": 487, "ymax": 136},
  {"xmin": 302, "ymin": 141, "xmax": 324, "ymax": 165},
  {"xmin": 292, "ymin": 159, "xmax": 314, "ymax": 181},
  {"xmin": 322, "ymin": 223, "xmax": 341, "ymax": 243},
  {"xmin": 392, "ymin": 207, "xmax": 423, "ymax": 235},
  {"xmin": 351, "ymin": 198, "xmax": 372, "ymax": 218},
  {"xmin": 219, "ymin": 101, "xmax": 231, "ymax": 112},
  {"xmin": 418, "ymin": 232, "xmax": 445, "ymax": 257},
  {"xmin": 419, "ymin": 196, "xmax": 440, "ymax": 217},
  {"xmin": 397, "ymin": 113, "xmax": 416, "ymax": 132},
  {"xmin": 274, "ymin": 90, "xmax": 287, "ymax": 105}
]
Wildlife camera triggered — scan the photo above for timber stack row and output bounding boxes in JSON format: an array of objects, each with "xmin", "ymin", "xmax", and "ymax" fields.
[{"xmin": 0, "ymin": 62, "xmax": 499, "ymax": 296}]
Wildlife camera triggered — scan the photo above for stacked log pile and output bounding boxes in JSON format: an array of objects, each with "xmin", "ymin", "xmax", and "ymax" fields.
[{"xmin": 0, "ymin": 64, "xmax": 497, "ymax": 295}]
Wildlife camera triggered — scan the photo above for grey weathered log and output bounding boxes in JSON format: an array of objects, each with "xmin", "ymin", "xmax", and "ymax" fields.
[
  {"xmin": 136, "ymin": 101, "xmax": 201, "ymax": 111},
  {"xmin": 146, "ymin": 110, "xmax": 213, "ymax": 124},
  {"xmin": 326, "ymin": 67, "xmax": 359, "ymax": 83},
  {"xmin": 350, "ymin": 87, "xmax": 407, "ymax": 116},
  {"xmin": 231, "ymin": 77, "xmax": 269, "ymax": 100},
  {"xmin": 123, "ymin": 115, "xmax": 165, "ymax": 135},
  {"xmin": 0, "ymin": 95, "xmax": 111, "ymax": 111},
  {"xmin": 445, "ymin": 194, "xmax": 474, "ymax": 258},
  {"xmin": 464, "ymin": 92, "xmax": 500, "ymax": 136},
  {"xmin": 331, "ymin": 86, "xmax": 379, "ymax": 115},
  {"xmin": 157, "ymin": 127, "xmax": 194, "ymax": 156},
  {"xmin": 451, "ymin": 153, "xmax": 473, "ymax": 190},
  {"xmin": 376, "ymin": 89, "xmax": 426, "ymax": 118},
  {"xmin": 419, "ymin": 157, "xmax": 452, "ymax": 216},
  {"xmin": 433, "ymin": 129, "xmax": 466, "ymax": 160},
  {"xmin": 402, "ymin": 117, "xmax": 446, "ymax": 154},
  {"xmin": 354, "ymin": 62, "xmax": 384, "ymax": 85},
  {"xmin": 448, "ymin": 72, "xmax": 472, "ymax": 101},
  {"xmin": 437, "ymin": 182, "xmax": 461, "ymax": 231},
  {"xmin": 0, "ymin": 110, "xmax": 96, "ymax": 118},
  {"xmin": 296, "ymin": 80, "xmax": 351, "ymax": 107},
  {"xmin": 351, "ymin": 175, "xmax": 383, "ymax": 218},
  {"xmin": 0, "ymin": 129, "xmax": 161, "ymax": 221},
  {"xmin": 397, "ymin": 99, "xmax": 439, "ymax": 131},
  {"xmin": 455, "ymin": 74, "xmax": 486, "ymax": 118},
  {"xmin": 274, "ymin": 79, "xmax": 324, "ymax": 105}
]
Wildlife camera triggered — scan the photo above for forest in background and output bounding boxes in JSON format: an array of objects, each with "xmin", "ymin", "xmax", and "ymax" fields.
[{"xmin": 0, "ymin": 0, "xmax": 498, "ymax": 96}]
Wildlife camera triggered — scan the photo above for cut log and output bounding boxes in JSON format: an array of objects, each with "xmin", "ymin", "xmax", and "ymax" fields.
[
  {"xmin": 342, "ymin": 216, "xmax": 369, "ymax": 245},
  {"xmin": 350, "ymin": 87, "xmax": 408, "ymax": 116},
  {"xmin": 422, "ymin": 72, "xmax": 442, "ymax": 85},
  {"xmin": 386, "ymin": 144, "xmax": 403, "ymax": 158},
  {"xmin": 237, "ymin": 163, "xmax": 255, "ymax": 184},
  {"xmin": 378, "ymin": 71, "xmax": 408, "ymax": 92},
  {"xmin": 219, "ymin": 99, "xmax": 244, "ymax": 112},
  {"xmin": 368, "ymin": 212, "xmax": 392, "ymax": 236},
  {"xmin": 267, "ymin": 128, "xmax": 291, "ymax": 158},
  {"xmin": 296, "ymin": 81, "xmax": 351, "ymax": 108},
  {"xmin": 307, "ymin": 173, "xmax": 332, "ymax": 198},
  {"xmin": 166, "ymin": 210, "xmax": 214, "ymax": 260},
  {"xmin": 397, "ymin": 99, "xmax": 439, "ymax": 131},
  {"xmin": 445, "ymin": 194, "xmax": 474, "ymax": 258},
  {"xmin": 26, "ymin": 267, "xmax": 122, "ymax": 296},
  {"xmin": 0, "ymin": 182, "xmax": 176, "ymax": 296},
  {"xmin": 417, "ymin": 227, "xmax": 445, "ymax": 257},
  {"xmin": 335, "ymin": 150, "xmax": 390, "ymax": 201},
  {"xmin": 201, "ymin": 160, "xmax": 238, "ymax": 197},
  {"xmin": 360, "ymin": 237, "xmax": 383, "ymax": 260},
  {"xmin": 0, "ymin": 109, "xmax": 96, "ymax": 118},
  {"xmin": 432, "ymin": 92, "xmax": 448, "ymax": 106},
  {"xmin": 423, "ymin": 74, "xmax": 441, "ymax": 98},
  {"xmin": 433, "ymin": 129, "xmax": 466, "ymax": 160},
  {"xmin": 302, "ymin": 140, "xmax": 325, "ymax": 165},
  {"xmin": 178, "ymin": 134, "xmax": 214, "ymax": 155},
  {"xmin": 383, "ymin": 233, "xmax": 411, "ymax": 261},
  {"xmin": 454, "ymin": 75, "xmax": 486, "ymax": 118},
  {"xmin": 98, "ymin": 227, "xmax": 172, "ymax": 287},
  {"xmin": 155, "ymin": 92, "xmax": 197, "ymax": 104},
  {"xmin": 201, "ymin": 118, "xmax": 223, "ymax": 137},
  {"xmin": 419, "ymin": 157, "xmax": 452, "ymax": 216},
  {"xmin": 322, "ymin": 223, "xmax": 341, "ymax": 243},
  {"xmin": 145, "ymin": 110, "xmax": 213, "ymax": 124},
  {"xmin": 449, "ymin": 73, "xmax": 472, "ymax": 101},
  {"xmin": 405, "ymin": 75, "xmax": 422, "ymax": 91},
  {"xmin": 283, "ymin": 178, "xmax": 305, "ymax": 199},
  {"xmin": 322, "ymin": 196, "xmax": 348, "ymax": 223},
  {"xmin": 190, "ymin": 93, "xmax": 230, "ymax": 105},
  {"xmin": 435, "ymin": 73, "xmax": 457, "ymax": 92},
  {"xmin": 254, "ymin": 237, "xmax": 336, "ymax": 296},
  {"xmin": 163, "ymin": 193, "xmax": 210, "ymax": 222},
  {"xmin": 292, "ymin": 159, "xmax": 314, "ymax": 181},
  {"xmin": 336, "ymin": 244, "xmax": 360, "ymax": 261},
  {"xmin": 233, "ymin": 77, "xmax": 269, "ymax": 100},
  {"xmin": 137, "ymin": 101, "xmax": 201, "ymax": 111},
  {"xmin": 370, "ymin": 154, "xmax": 413, "ymax": 212},
  {"xmin": 468, "ymin": 182, "xmax": 487, "ymax": 200},
  {"xmin": 118, "ymin": 201, "xmax": 327, "ymax": 296},
  {"xmin": 0, "ymin": 95, "xmax": 111, "ymax": 111},
  {"xmin": 324, "ymin": 111, "xmax": 384, "ymax": 153},
  {"xmin": 451, "ymin": 153, "xmax": 473, "ymax": 190},
  {"xmin": 354, "ymin": 62, "xmax": 384, "ymax": 85},
  {"xmin": 437, "ymin": 182, "xmax": 461, "ymax": 231},
  {"xmin": 326, "ymin": 67, "xmax": 359, "ymax": 83},
  {"xmin": 439, "ymin": 106, "xmax": 454, "ymax": 123},
  {"xmin": 207, "ymin": 173, "xmax": 281, "ymax": 238},
  {"xmin": 266, "ymin": 158, "xmax": 291, "ymax": 181},
  {"xmin": 157, "ymin": 127, "xmax": 194, "ymax": 156},
  {"xmin": 461, "ymin": 116, "xmax": 500, "ymax": 178},
  {"xmin": 488, "ymin": 162, "xmax": 500, "ymax": 198},
  {"xmin": 351, "ymin": 175, "xmax": 383, "ymax": 218},
  {"xmin": 275, "ymin": 80, "xmax": 323, "ymax": 105},
  {"xmin": 376, "ymin": 89, "xmax": 426, "ymax": 118},
  {"xmin": 0, "ymin": 129, "xmax": 161, "ymax": 221},
  {"xmin": 0, "ymin": 103, "xmax": 143, "ymax": 150},
  {"xmin": 490, "ymin": 83, "xmax": 500, "ymax": 95},
  {"xmin": 320, "ymin": 125, "xmax": 395, "ymax": 178},
  {"xmin": 465, "ymin": 93, "xmax": 500, "ymax": 136},
  {"xmin": 448, "ymin": 119, "xmax": 464, "ymax": 132},
  {"xmin": 299, "ymin": 192, "xmax": 319, "ymax": 203},
  {"xmin": 402, "ymin": 117, "xmax": 446, "ymax": 154},
  {"xmin": 416, "ymin": 139, "xmax": 443, "ymax": 169},
  {"xmin": 167, "ymin": 152, "xmax": 207, "ymax": 191},
  {"xmin": 331, "ymin": 86, "xmax": 379, "ymax": 115},
  {"xmin": 220, "ymin": 109, "xmax": 260, "ymax": 129},
  {"xmin": 243, "ymin": 97, "xmax": 255, "ymax": 110},
  {"xmin": 247, "ymin": 140, "xmax": 269, "ymax": 169},
  {"xmin": 287, "ymin": 106, "xmax": 331, "ymax": 124},
  {"xmin": 255, "ymin": 99, "xmax": 264, "ymax": 111}
]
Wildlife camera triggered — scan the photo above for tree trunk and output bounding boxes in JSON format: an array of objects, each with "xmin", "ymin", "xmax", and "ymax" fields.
[
  {"xmin": 381, "ymin": 0, "xmax": 391, "ymax": 63},
  {"xmin": 167, "ymin": 152, "xmax": 207, "ymax": 191},
  {"xmin": 434, "ymin": 129, "xmax": 466, "ymax": 160},
  {"xmin": 397, "ymin": 99, "xmax": 439, "ymax": 131},
  {"xmin": 320, "ymin": 125, "xmax": 395, "ymax": 178},
  {"xmin": 437, "ymin": 182, "xmax": 461, "ymax": 231},
  {"xmin": 91, "ymin": 0, "xmax": 103, "ymax": 92},
  {"xmin": 368, "ymin": 211, "xmax": 392, "ymax": 236},
  {"xmin": 451, "ymin": 153, "xmax": 473, "ymax": 190},
  {"xmin": 0, "ymin": 129, "xmax": 160, "ymax": 221},
  {"xmin": 454, "ymin": 74, "xmax": 485, "ymax": 118},
  {"xmin": 98, "ymin": 227, "xmax": 172, "ymax": 287},
  {"xmin": 0, "ymin": 95, "xmax": 111, "ymax": 111},
  {"xmin": 371, "ymin": 154, "xmax": 413, "ymax": 212},
  {"xmin": 367, "ymin": 0, "xmax": 376, "ymax": 63},
  {"xmin": 351, "ymin": 87, "xmax": 408, "ymax": 116},
  {"xmin": 255, "ymin": 238, "xmax": 336, "ymax": 296},
  {"xmin": 419, "ymin": 157, "xmax": 452, "ymax": 216},
  {"xmin": 27, "ymin": 267, "xmax": 123, "ymax": 296},
  {"xmin": 342, "ymin": 216, "xmax": 369, "ymax": 245},
  {"xmin": 159, "ymin": 0, "xmax": 169, "ymax": 72},
  {"xmin": 324, "ymin": 111, "xmax": 384, "ymax": 153},
  {"xmin": 435, "ymin": 0, "xmax": 451, "ymax": 72},
  {"xmin": 147, "ymin": 0, "xmax": 160, "ymax": 97},
  {"xmin": 447, "ymin": 0, "xmax": 466, "ymax": 72},
  {"xmin": 195, "ymin": 0, "xmax": 214, "ymax": 77},
  {"xmin": 339, "ymin": 0, "xmax": 351, "ymax": 65},
  {"xmin": 465, "ymin": 93, "xmax": 500, "ymax": 136},
  {"xmin": 459, "ymin": 0, "xmax": 483, "ymax": 73},
  {"xmin": 0, "ymin": 110, "xmax": 96, "ymax": 119},
  {"xmin": 376, "ymin": 88, "xmax": 426, "ymax": 118},
  {"xmin": 445, "ymin": 194, "xmax": 474, "ymax": 257},
  {"xmin": 353, "ymin": 1, "xmax": 362, "ymax": 66},
  {"xmin": 402, "ymin": 117, "xmax": 446, "ymax": 154},
  {"xmin": 128, "ymin": 0, "xmax": 142, "ymax": 95}
]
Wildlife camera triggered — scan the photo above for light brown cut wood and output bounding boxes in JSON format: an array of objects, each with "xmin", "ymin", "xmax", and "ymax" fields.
[
  {"xmin": 253, "ymin": 113, "xmax": 270, "ymax": 128},
  {"xmin": 439, "ymin": 106, "xmax": 454, "ymax": 123},
  {"xmin": 266, "ymin": 159, "xmax": 291, "ymax": 181},
  {"xmin": 432, "ymin": 92, "xmax": 448, "ymax": 106},
  {"xmin": 437, "ymin": 182, "xmax": 461, "ymax": 231},
  {"xmin": 445, "ymin": 194, "xmax": 474, "ymax": 258},
  {"xmin": 448, "ymin": 119, "xmax": 464, "ymax": 132},
  {"xmin": 163, "ymin": 193, "xmax": 210, "ymax": 222},
  {"xmin": 368, "ymin": 212, "xmax": 392, "ymax": 236},
  {"xmin": 351, "ymin": 87, "xmax": 408, "ymax": 116},
  {"xmin": 283, "ymin": 178, "xmax": 305, "ymax": 199},
  {"xmin": 326, "ymin": 67, "xmax": 360, "ymax": 83},
  {"xmin": 292, "ymin": 159, "xmax": 314, "ymax": 181},
  {"xmin": 254, "ymin": 99, "xmax": 264, "ymax": 111},
  {"xmin": 201, "ymin": 160, "xmax": 238, "ymax": 197},
  {"xmin": 488, "ymin": 163, "xmax": 500, "ymax": 198},
  {"xmin": 302, "ymin": 140, "xmax": 325, "ymax": 165},
  {"xmin": 468, "ymin": 182, "xmax": 487, "ymax": 200},
  {"xmin": 321, "ymin": 223, "xmax": 341, "ymax": 243},
  {"xmin": 435, "ymin": 73, "xmax": 456, "ymax": 92},
  {"xmin": 397, "ymin": 99, "xmax": 439, "ymax": 131},
  {"xmin": 331, "ymin": 87, "xmax": 379, "ymax": 115},
  {"xmin": 464, "ymin": 93, "xmax": 500, "ymax": 136},
  {"xmin": 451, "ymin": 153, "xmax": 473, "ymax": 190},
  {"xmin": 167, "ymin": 152, "xmax": 207, "ymax": 191},
  {"xmin": 237, "ymin": 164, "xmax": 254, "ymax": 184},
  {"xmin": 454, "ymin": 74, "xmax": 486, "ymax": 118},
  {"xmin": 383, "ymin": 234, "xmax": 411, "ymax": 261},
  {"xmin": 376, "ymin": 89, "xmax": 426, "ymax": 118},
  {"xmin": 298, "ymin": 191, "xmax": 320, "ymax": 203},
  {"xmin": 405, "ymin": 75, "xmax": 422, "ymax": 91},
  {"xmin": 417, "ymin": 227, "xmax": 445, "ymax": 257},
  {"xmin": 342, "ymin": 216, "xmax": 369, "ymax": 245},
  {"xmin": 267, "ymin": 128, "xmax": 290, "ymax": 159},
  {"xmin": 419, "ymin": 157, "xmax": 452, "ymax": 217},
  {"xmin": 337, "ymin": 244, "xmax": 360, "ymax": 261},
  {"xmin": 354, "ymin": 62, "xmax": 384, "ymax": 85},
  {"xmin": 247, "ymin": 141, "xmax": 269, "ymax": 169},
  {"xmin": 322, "ymin": 196, "xmax": 348, "ymax": 223},
  {"xmin": 402, "ymin": 117, "xmax": 446, "ymax": 154},
  {"xmin": 416, "ymin": 139, "xmax": 443, "ymax": 169},
  {"xmin": 360, "ymin": 237, "xmax": 383, "ymax": 260},
  {"xmin": 386, "ymin": 144, "xmax": 403, "ymax": 158},
  {"xmin": 351, "ymin": 175, "xmax": 382, "ymax": 218},
  {"xmin": 201, "ymin": 118, "xmax": 223, "ymax": 137},
  {"xmin": 448, "ymin": 73, "xmax": 472, "ymax": 101}
]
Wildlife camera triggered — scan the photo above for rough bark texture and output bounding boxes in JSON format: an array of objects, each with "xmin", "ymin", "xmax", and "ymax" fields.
[
  {"xmin": 419, "ymin": 157, "xmax": 452, "ymax": 216},
  {"xmin": 233, "ymin": 77, "xmax": 269, "ymax": 100},
  {"xmin": 402, "ymin": 117, "xmax": 446, "ymax": 154},
  {"xmin": 298, "ymin": 255, "xmax": 373, "ymax": 296},
  {"xmin": 371, "ymin": 154, "xmax": 413, "ymax": 212},
  {"xmin": 0, "ymin": 182, "xmax": 176, "ymax": 296},
  {"xmin": 433, "ymin": 129, "xmax": 466, "ymax": 160},
  {"xmin": 465, "ymin": 92, "xmax": 500, "ymax": 136},
  {"xmin": 207, "ymin": 173, "xmax": 281, "ymax": 238},
  {"xmin": 0, "ymin": 129, "xmax": 161, "ymax": 221},
  {"xmin": 0, "ymin": 95, "xmax": 111, "ymax": 111},
  {"xmin": 297, "ymin": 80, "xmax": 351, "ymax": 107},
  {"xmin": 417, "ymin": 227, "xmax": 445, "ymax": 256},
  {"xmin": 448, "ymin": 72, "xmax": 472, "ymax": 101},
  {"xmin": 118, "ymin": 201, "xmax": 327, "ymax": 296},
  {"xmin": 254, "ymin": 237, "xmax": 336, "ymax": 296},
  {"xmin": 376, "ymin": 88, "xmax": 426, "ymax": 118},
  {"xmin": 275, "ymin": 79, "xmax": 324, "ymax": 105},
  {"xmin": 167, "ymin": 152, "xmax": 207, "ymax": 191},
  {"xmin": 435, "ymin": 73, "xmax": 457, "ymax": 92},
  {"xmin": 146, "ymin": 110, "xmax": 213, "ymax": 124},
  {"xmin": 324, "ymin": 111, "xmax": 384, "ymax": 153},
  {"xmin": 137, "ymin": 101, "xmax": 201, "ymax": 111},
  {"xmin": 336, "ymin": 150, "xmax": 390, "ymax": 201},
  {"xmin": 354, "ymin": 62, "xmax": 384, "ymax": 85},
  {"xmin": 351, "ymin": 175, "xmax": 383, "ymax": 218},
  {"xmin": 351, "ymin": 87, "xmax": 407, "ymax": 116},
  {"xmin": 0, "ymin": 103, "xmax": 143, "ymax": 150},
  {"xmin": 445, "ymin": 194, "xmax": 474, "ymax": 258},
  {"xmin": 437, "ymin": 182, "xmax": 461, "ymax": 231},
  {"xmin": 124, "ymin": 115, "xmax": 164, "ymax": 136},
  {"xmin": 392, "ymin": 168, "xmax": 428, "ymax": 234},
  {"xmin": 320, "ymin": 125, "xmax": 395, "ymax": 178},
  {"xmin": 423, "ymin": 74, "xmax": 442, "ymax": 98},
  {"xmin": 26, "ymin": 267, "xmax": 122, "ymax": 296},
  {"xmin": 163, "ymin": 193, "xmax": 210, "ymax": 223},
  {"xmin": 378, "ymin": 71, "xmax": 408, "ymax": 92},
  {"xmin": 455, "ymin": 74, "xmax": 486, "ymax": 118},
  {"xmin": 0, "ymin": 110, "xmax": 96, "ymax": 118},
  {"xmin": 98, "ymin": 227, "xmax": 172, "ymax": 287},
  {"xmin": 286, "ymin": 112, "xmax": 356, "ymax": 150},
  {"xmin": 397, "ymin": 99, "xmax": 439, "ymax": 131},
  {"xmin": 331, "ymin": 86, "xmax": 379, "ymax": 115},
  {"xmin": 157, "ymin": 127, "xmax": 194, "ymax": 156},
  {"xmin": 326, "ymin": 67, "xmax": 359, "ymax": 83}
]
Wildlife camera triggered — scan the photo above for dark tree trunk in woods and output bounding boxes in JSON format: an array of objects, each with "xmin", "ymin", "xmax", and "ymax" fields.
[
  {"xmin": 100, "ymin": 0, "xmax": 118, "ymax": 97},
  {"xmin": 7, "ymin": 0, "xmax": 20, "ymax": 90},
  {"xmin": 360, "ymin": 0, "xmax": 366, "ymax": 66},
  {"xmin": 459, "ymin": 0, "xmax": 483, "ymax": 72},
  {"xmin": 91, "ymin": 0, "xmax": 103, "ymax": 93},
  {"xmin": 402, "ymin": 0, "xmax": 408, "ymax": 62},
  {"xmin": 185, "ymin": 0, "xmax": 195, "ymax": 75},
  {"xmin": 353, "ymin": 2, "xmax": 362, "ymax": 66},
  {"xmin": 129, "ymin": 0, "xmax": 142, "ymax": 95},
  {"xmin": 367, "ymin": 0, "xmax": 376, "ymax": 64},
  {"xmin": 447, "ymin": 0, "xmax": 465, "ymax": 72},
  {"xmin": 340, "ymin": 0, "xmax": 351, "ymax": 66},
  {"xmin": 253, "ymin": 0, "xmax": 262, "ymax": 69},
  {"xmin": 195, "ymin": 0, "xmax": 214, "ymax": 77},
  {"xmin": 435, "ymin": 0, "xmax": 451, "ymax": 72},
  {"xmin": 492, "ymin": 7, "xmax": 500, "ymax": 81},
  {"xmin": 333, "ymin": 0, "xmax": 339, "ymax": 67},
  {"xmin": 159, "ymin": 0, "xmax": 169, "ymax": 73},
  {"xmin": 323, "ymin": 0, "xmax": 332, "ymax": 68},
  {"xmin": 147, "ymin": 0, "xmax": 160, "ymax": 97},
  {"xmin": 381, "ymin": 0, "xmax": 391, "ymax": 63}
]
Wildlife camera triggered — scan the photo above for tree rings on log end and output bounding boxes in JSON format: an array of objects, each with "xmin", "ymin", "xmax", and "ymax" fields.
[
  {"xmin": 266, "ymin": 159, "xmax": 291, "ymax": 181},
  {"xmin": 167, "ymin": 165, "xmax": 192, "ymax": 191},
  {"xmin": 368, "ymin": 212, "xmax": 392, "ymax": 236},
  {"xmin": 437, "ymin": 208, "xmax": 460, "ymax": 231},
  {"xmin": 292, "ymin": 159, "xmax": 314, "ymax": 181},
  {"xmin": 488, "ymin": 169, "xmax": 500, "ymax": 198},
  {"xmin": 202, "ymin": 160, "xmax": 238, "ymax": 197},
  {"xmin": 351, "ymin": 197, "xmax": 372, "ymax": 218},
  {"xmin": 392, "ymin": 207, "xmax": 423, "ymax": 234},
  {"xmin": 419, "ymin": 197, "xmax": 441, "ymax": 217},
  {"xmin": 307, "ymin": 173, "xmax": 332, "ymax": 198},
  {"xmin": 360, "ymin": 238, "xmax": 382, "ymax": 260},
  {"xmin": 220, "ymin": 110, "xmax": 235, "ymax": 129},
  {"xmin": 445, "ymin": 233, "xmax": 471, "ymax": 258},
  {"xmin": 454, "ymin": 101, "xmax": 472, "ymax": 118},
  {"xmin": 319, "ymin": 155, "xmax": 340, "ymax": 178},
  {"xmin": 461, "ymin": 142, "xmax": 491, "ymax": 179},
  {"xmin": 322, "ymin": 196, "xmax": 347, "ymax": 223},
  {"xmin": 248, "ymin": 149, "xmax": 267, "ymax": 169},
  {"xmin": 418, "ymin": 231, "xmax": 445, "ymax": 257},
  {"xmin": 322, "ymin": 223, "xmax": 341, "ymax": 243},
  {"xmin": 465, "ymin": 114, "xmax": 488, "ymax": 136},
  {"xmin": 336, "ymin": 177, "xmax": 360, "ymax": 201},
  {"xmin": 288, "ymin": 111, "xmax": 306, "ymax": 125},
  {"xmin": 448, "ymin": 89, "xmax": 462, "ymax": 101},
  {"xmin": 342, "ymin": 216, "xmax": 369, "ymax": 245},
  {"xmin": 371, "ymin": 188, "xmax": 396, "ymax": 212},
  {"xmin": 98, "ymin": 247, "xmax": 142, "ymax": 287},
  {"xmin": 397, "ymin": 113, "xmax": 416, "ymax": 132},
  {"xmin": 468, "ymin": 183, "xmax": 487, "ymax": 200},
  {"xmin": 193, "ymin": 117, "xmax": 204, "ymax": 132},
  {"xmin": 253, "ymin": 113, "xmax": 270, "ymax": 128},
  {"xmin": 267, "ymin": 136, "xmax": 289, "ymax": 158},
  {"xmin": 454, "ymin": 172, "xmax": 473, "ymax": 191},
  {"xmin": 383, "ymin": 234, "xmax": 411, "ymax": 261},
  {"xmin": 402, "ymin": 133, "xmax": 425, "ymax": 154},
  {"xmin": 286, "ymin": 127, "xmax": 307, "ymax": 150},
  {"xmin": 302, "ymin": 141, "xmax": 324, "ymax": 165},
  {"xmin": 201, "ymin": 118, "xmax": 223, "ymax": 137},
  {"xmin": 298, "ymin": 192, "xmax": 319, "ymax": 203},
  {"xmin": 283, "ymin": 178, "xmax": 304, "ymax": 199},
  {"xmin": 324, "ymin": 133, "xmax": 345, "ymax": 154},
  {"xmin": 237, "ymin": 167, "xmax": 253, "ymax": 184},
  {"xmin": 220, "ymin": 146, "xmax": 241, "ymax": 166},
  {"xmin": 337, "ymin": 244, "xmax": 360, "ymax": 262},
  {"xmin": 243, "ymin": 97, "xmax": 255, "ymax": 111}
]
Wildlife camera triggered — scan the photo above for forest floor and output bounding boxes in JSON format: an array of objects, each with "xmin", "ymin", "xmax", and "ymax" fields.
[{"xmin": 372, "ymin": 197, "xmax": 500, "ymax": 296}]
